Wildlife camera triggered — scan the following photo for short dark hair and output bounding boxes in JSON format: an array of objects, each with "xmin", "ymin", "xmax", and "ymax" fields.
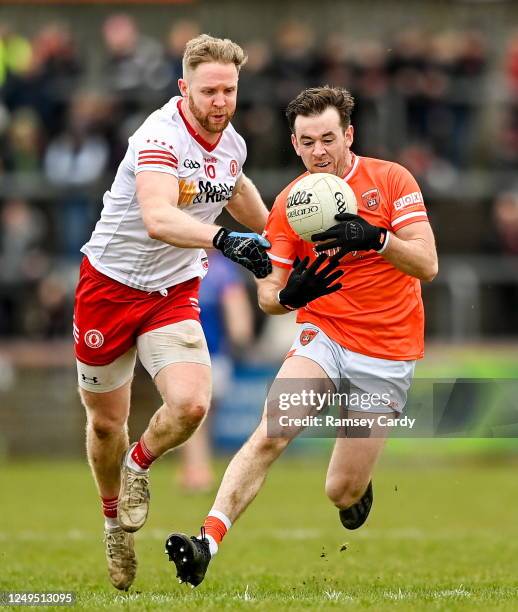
[{"xmin": 286, "ymin": 86, "xmax": 355, "ymax": 133}]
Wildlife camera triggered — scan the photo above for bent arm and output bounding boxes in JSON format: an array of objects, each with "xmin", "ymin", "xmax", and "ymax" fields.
[
  {"xmin": 136, "ymin": 171, "xmax": 219, "ymax": 248},
  {"xmin": 226, "ymin": 174, "xmax": 269, "ymax": 234},
  {"xmin": 256, "ymin": 265, "xmax": 291, "ymax": 315},
  {"xmin": 383, "ymin": 221, "xmax": 438, "ymax": 282}
]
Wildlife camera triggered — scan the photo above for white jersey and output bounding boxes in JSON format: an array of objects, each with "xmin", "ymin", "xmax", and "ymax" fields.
[{"xmin": 81, "ymin": 96, "xmax": 247, "ymax": 292}]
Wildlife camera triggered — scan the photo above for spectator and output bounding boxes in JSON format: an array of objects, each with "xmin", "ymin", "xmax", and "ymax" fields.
[
  {"xmin": 101, "ymin": 13, "xmax": 167, "ymax": 112},
  {"xmin": 5, "ymin": 23, "xmax": 82, "ymax": 137},
  {"xmin": 0, "ymin": 198, "xmax": 48, "ymax": 335},
  {"xmin": 482, "ymin": 191, "xmax": 518, "ymax": 334},
  {"xmin": 3, "ymin": 107, "xmax": 42, "ymax": 173},
  {"xmin": 0, "ymin": 23, "xmax": 32, "ymax": 88},
  {"xmin": 351, "ymin": 39, "xmax": 390, "ymax": 159},
  {"xmin": 164, "ymin": 19, "xmax": 201, "ymax": 96},
  {"xmin": 43, "ymin": 92, "xmax": 110, "ymax": 257},
  {"xmin": 236, "ymin": 40, "xmax": 278, "ymax": 166}
]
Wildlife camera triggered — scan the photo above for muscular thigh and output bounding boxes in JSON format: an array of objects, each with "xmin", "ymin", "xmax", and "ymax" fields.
[
  {"xmin": 154, "ymin": 362, "xmax": 211, "ymax": 410},
  {"xmin": 137, "ymin": 319, "xmax": 212, "ymax": 408},
  {"xmin": 265, "ymin": 355, "xmax": 335, "ymax": 439},
  {"xmin": 80, "ymin": 379, "xmax": 132, "ymax": 425}
]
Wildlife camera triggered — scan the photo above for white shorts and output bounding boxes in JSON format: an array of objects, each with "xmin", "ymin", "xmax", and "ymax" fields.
[
  {"xmin": 77, "ymin": 319, "xmax": 211, "ymax": 393},
  {"xmin": 287, "ymin": 324, "xmax": 415, "ymax": 414}
]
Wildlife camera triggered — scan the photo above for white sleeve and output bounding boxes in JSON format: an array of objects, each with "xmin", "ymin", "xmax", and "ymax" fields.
[{"xmin": 133, "ymin": 131, "xmax": 181, "ymax": 178}]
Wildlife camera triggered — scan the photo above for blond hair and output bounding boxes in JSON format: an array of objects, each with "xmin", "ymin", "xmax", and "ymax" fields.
[{"xmin": 182, "ymin": 34, "xmax": 247, "ymax": 77}]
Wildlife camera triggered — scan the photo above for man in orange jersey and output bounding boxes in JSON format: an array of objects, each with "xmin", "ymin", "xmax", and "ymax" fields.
[{"xmin": 165, "ymin": 86, "xmax": 438, "ymax": 586}]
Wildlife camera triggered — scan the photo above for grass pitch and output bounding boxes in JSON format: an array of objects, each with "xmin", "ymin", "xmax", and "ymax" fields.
[{"xmin": 2, "ymin": 453, "xmax": 518, "ymax": 610}]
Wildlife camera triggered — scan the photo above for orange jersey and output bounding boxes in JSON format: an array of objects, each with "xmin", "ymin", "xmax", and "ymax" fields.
[{"xmin": 265, "ymin": 154, "xmax": 428, "ymax": 361}]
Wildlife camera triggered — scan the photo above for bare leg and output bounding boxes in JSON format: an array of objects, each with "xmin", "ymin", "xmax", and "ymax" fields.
[
  {"xmin": 81, "ymin": 382, "xmax": 131, "ymax": 498},
  {"xmin": 142, "ymin": 362, "xmax": 212, "ymax": 458},
  {"xmin": 212, "ymin": 356, "xmax": 334, "ymax": 522},
  {"xmin": 325, "ymin": 411, "xmax": 393, "ymax": 509},
  {"xmin": 211, "ymin": 411, "xmax": 288, "ymax": 522}
]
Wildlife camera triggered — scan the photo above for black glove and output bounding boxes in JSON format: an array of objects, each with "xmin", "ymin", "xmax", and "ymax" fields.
[
  {"xmin": 213, "ymin": 228, "xmax": 272, "ymax": 279},
  {"xmin": 278, "ymin": 252, "xmax": 344, "ymax": 310},
  {"xmin": 312, "ymin": 212, "xmax": 389, "ymax": 254}
]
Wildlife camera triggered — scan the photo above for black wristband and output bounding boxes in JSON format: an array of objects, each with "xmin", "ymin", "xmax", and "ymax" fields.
[{"xmin": 212, "ymin": 227, "xmax": 229, "ymax": 250}]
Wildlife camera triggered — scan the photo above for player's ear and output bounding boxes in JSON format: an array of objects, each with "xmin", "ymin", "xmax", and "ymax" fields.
[
  {"xmin": 178, "ymin": 78, "xmax": 188, "ymax": 98},
  {"xmin": 345, "ymin": 125, "xmax": 354, "ymax": 148},
  {"xmin": 291, "ymin": 133, "xmax": 301, "ymax": 157}
]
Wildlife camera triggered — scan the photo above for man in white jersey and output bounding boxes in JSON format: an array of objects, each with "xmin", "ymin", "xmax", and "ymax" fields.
[{"xmin": 73, "ymin": 34, "xmax": 271, "ymax": 591}]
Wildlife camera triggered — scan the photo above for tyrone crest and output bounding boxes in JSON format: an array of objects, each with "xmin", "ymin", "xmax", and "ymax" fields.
[
  {"xmin": 300, "ymin": 328, "xmax": 318, "ymax": 346},
  {"xmin": 84, "ymin": 329, "xmax": 104, "ymax": 349},
  {"xmin": 361, "ymin": 188, "xmax": 380, "ymax": 211}
]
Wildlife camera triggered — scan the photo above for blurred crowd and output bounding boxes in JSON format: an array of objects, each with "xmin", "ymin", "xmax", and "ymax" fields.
[{"xmin": 1, "ymin": 15, "xmax": 518, "ymax": 339}]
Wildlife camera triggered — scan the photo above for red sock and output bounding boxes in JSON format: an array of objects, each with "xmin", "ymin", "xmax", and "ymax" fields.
[
  {"xmin": 101, "ymin": 496, "xmax": 118, "ymax": 519},
  {"xmin": 202, "ymin": 514, "xmax": 229, "ymax": 546},
  {"xmin": 131, "ymin": 437, "xmax": 156, "ymax": 470}
]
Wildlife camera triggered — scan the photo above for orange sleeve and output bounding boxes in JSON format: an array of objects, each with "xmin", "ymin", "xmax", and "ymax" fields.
[
  {"xmin": 264, "ymin": 194, "xmax": 301, "ymax": 269},
  {"xmin": 388, "ymin": 164, "xmax": 429, "ymax": 232}
]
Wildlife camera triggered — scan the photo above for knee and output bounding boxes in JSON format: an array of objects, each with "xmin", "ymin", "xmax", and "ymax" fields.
[
  {"xmin": 80, "ymin": 387, "xmax": 129, "ymax": 440},
  {"xmin": 88, "ymin": 413, "xmax": 126, "ymax": 440},
  {"xmin": 167, "ymin": 394, "xmax": 209, "ymax": 429},
  {"xmin": 325, "ymin": 474, "xmax": 367, "ymax": 509}
]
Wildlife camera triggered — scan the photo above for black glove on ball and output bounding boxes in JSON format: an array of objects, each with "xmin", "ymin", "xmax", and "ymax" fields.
[{"xmin": 312, "ymin": 213, "xmax": 388, "ymax": 254}]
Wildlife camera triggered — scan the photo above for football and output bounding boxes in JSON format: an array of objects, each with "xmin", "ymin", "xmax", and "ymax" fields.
[{"xmin": 285, "ymin": 172, "xmax": 358, "ymax": 242}]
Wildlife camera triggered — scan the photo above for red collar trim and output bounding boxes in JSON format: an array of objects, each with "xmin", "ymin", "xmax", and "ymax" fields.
[{"xmin": 177, "ymin": 99, "xmax": 222, "ymax": 152}]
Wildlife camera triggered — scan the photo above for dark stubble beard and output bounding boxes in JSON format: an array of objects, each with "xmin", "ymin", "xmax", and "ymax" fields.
[{"xmin": 188, "ymin": 95, "xmax": 233, "ymax": 134}]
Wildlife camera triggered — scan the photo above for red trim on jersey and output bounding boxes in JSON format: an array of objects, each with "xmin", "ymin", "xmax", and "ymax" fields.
[
  {"xmin": 139, "ymin": 150, "xmax": 178, "ymax": 163},
  {"xmin": 177, "ymin": 99, "xmax": 222, "ymax": 152},
  {"xmin": 138, "ymin": 160, "xmax": 178, "ymax": 169}
]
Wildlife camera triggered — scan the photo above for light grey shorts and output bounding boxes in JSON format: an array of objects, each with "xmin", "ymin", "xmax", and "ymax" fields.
[{"xmin": 287, "ymin": 324, "xmax": 416, "ymax": 414}]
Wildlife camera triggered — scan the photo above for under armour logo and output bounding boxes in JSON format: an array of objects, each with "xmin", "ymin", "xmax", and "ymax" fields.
[{"xmin": 81, "ymin": 374, "xmax": 99, "ymax": 384}]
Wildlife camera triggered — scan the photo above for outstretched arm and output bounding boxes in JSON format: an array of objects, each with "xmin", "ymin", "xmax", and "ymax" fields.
[
  {"xmin": 226, "ymin": 174, "xmax": 269, "ymax": 234},
  {"xmin": 137, "ymin": 171, "xmax": 271, "ymax": 278}
]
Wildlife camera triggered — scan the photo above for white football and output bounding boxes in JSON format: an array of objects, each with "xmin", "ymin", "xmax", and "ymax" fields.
[{"xmin": 285, "ymin": 172, "xmax": 358, "ymax": 242}]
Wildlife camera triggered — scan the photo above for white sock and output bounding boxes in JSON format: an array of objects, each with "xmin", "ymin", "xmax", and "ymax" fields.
[
  {"xmin": 199, "ymin": 509, "xmax": 233, "ymax": 557},
  {"xmin": 126, "ymin": 452, "xmax": 149, "ymax": 473},
  {"xmin": 204, "ymin": 534, "xmax": 219, "ymax": 556},
  {"xmin": 104, "ymin": 517, "xmax": 119, "ymax": 530}
]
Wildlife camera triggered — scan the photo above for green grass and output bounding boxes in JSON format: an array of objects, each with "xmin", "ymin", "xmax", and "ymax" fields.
[{"xmin": 2, "ymin": 456, "xmax": 518, "ymax": 610}]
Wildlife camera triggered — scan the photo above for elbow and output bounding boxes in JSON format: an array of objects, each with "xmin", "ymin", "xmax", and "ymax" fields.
[
  {"xmin": 258, "ymin": 298, "xmax": 274, "ymax": 315},
  {"xmin": 144, "ymin": 216, "xmax": 163, "ymax": 241},
  {"xmin": 421, "ymin": 259, "xmax": 438, "ymax": 282},
  {"xmin": 258, "ymin": 294, "xmax": 281, "ymax": 315}
]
